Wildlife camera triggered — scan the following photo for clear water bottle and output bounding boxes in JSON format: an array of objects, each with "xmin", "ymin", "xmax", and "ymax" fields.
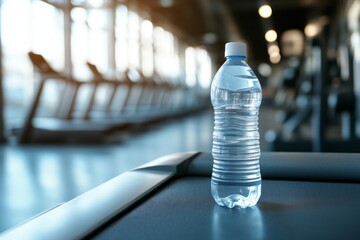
[{"xmin": 211, "ymin": 42, "xmax": 262, "ymax": 208}]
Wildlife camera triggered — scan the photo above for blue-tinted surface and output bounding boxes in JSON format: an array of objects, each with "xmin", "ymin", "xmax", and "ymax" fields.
[
  {"xmin": 0, "ymin": 111, "xmax": 213, "ymax": 232},
  {"xmin": 0, "ymin": 105, "xmax": 278, "ymax": 232}
]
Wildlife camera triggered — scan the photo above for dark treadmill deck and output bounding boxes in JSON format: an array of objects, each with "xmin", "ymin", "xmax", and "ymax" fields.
[
  {"xmin": 1, "ymin": 152, "xmax": 360, "ymax": 240},
  {"xmin": 92, "ymin": 177, "xmax": 360, "ymax": 240}
]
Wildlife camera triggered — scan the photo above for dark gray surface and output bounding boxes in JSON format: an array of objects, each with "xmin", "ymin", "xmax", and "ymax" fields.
[
  {"xmin": 88, "ymin": 151, "xmax": 360, "ymax": 239},
  {"xmin": 2, "ymin": 151, "xmax": 360, "ymax": 239},
  {"xmin": 92, "ymin": 177, "xmax": 360, "ymax": 240},
  {"xmin": 260, "ymin": 152, "xmax": 360, "ymax": 182},
  {"xmin": 185, "ymin": 152, "xmax": 360, "ymax": 182}
]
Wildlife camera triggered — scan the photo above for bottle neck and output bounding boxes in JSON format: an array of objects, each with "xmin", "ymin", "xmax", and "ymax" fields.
[{"xmin": 226, "ymin": 55, "xmax": 246, "ymax": 60}]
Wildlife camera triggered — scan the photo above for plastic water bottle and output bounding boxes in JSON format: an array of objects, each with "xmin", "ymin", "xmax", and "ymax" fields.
[{"xmin": 211, "ymin": 42, "xmax": 262, "ymax": 208}]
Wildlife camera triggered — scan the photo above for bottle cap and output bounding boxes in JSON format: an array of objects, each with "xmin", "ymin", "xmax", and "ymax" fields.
[{"xmin": 225, "ymin": 42, "xmax": 247, "ymax": 57}]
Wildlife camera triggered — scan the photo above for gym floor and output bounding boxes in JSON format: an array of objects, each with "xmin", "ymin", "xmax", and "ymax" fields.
[{"xmin": 0, "ymin": 106, "xmax": 277, "ymax": 232}]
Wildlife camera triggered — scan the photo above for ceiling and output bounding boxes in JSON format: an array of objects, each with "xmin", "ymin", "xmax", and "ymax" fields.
[{"xmin": 139, "ymin": 0, "xmax": 340, "ymax": 66}]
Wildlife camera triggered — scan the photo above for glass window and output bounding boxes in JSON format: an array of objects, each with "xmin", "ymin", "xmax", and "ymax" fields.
[
  {"xmin": 71, "ymin": 7, "xmax": 89, "ymax": 79},
  {"xmin": 88, "ymin": 9, "xmax": 109, "ymax": 72},
  {"xmin": 141, "ymin": 19, "xmax": 154, "ymax": 77},
  {"xmin": 153, "ymin": 27, "xmax": 180, "ymax": 80},
  {"xmin": 1, "ymin": 0, "xmax": 214, "ymax": 129},
  {"xmin": 31, "ymin": 1, "xmax": 65, "ymax": 116},
  {"xmin": 31, "ymin": 1, "xmax": 64, "ymax": 70},
  {"xmin": 128, "ymin": 10, "xmax": 140, "ymax": 71},
  {"xmin": 170, "ymin": 36, "xmax": 181, "ymax": 80},
  {"xmin": 115, "ymin": 5, "xmax": 128, "ymax": 72},
  {"xmin": 197, "ymin": 48, "xmax": 212, "ymax": 89},
  {"xmin": 2, "ymin": 0, "xmax": 65, "ymax": 120},
  {"xmin": 2, "ymin": 0, "xmax": 32, "ymax": 120},
  {"xmin": 71, "ymin": 7, "xmax": 109, "ymax": 79},
  {"xmin": 153, "ymin": 27, "xmax": 165, "ymax": 76},
  {"xmin": 185, "ymin": 47, "xmax": 197, "ymax": 87}
]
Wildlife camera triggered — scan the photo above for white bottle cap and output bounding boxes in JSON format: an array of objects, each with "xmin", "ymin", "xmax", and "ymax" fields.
[{"xmin": 225, "ymin": 42, "xmax": 247, "ymax": 57}]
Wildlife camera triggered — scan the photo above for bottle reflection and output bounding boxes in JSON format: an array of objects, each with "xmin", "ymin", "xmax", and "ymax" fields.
[{"xmin": 212, "ymin": 205, "xmax": 264, "ymax": 240}]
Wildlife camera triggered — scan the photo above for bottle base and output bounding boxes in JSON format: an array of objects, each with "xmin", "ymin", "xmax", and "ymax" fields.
[{"xmin": 211, "ymin": 184, "xmax": 261, "ymax": 209}]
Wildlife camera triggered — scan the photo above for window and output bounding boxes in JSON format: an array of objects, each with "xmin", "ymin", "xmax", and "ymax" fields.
[
  {"xmin": 1, "ymin": 0, "xmax": 213, "ymax": 130},
  {"xmin": 185, "ymin": 47, "xmax": 197, "ymax": 87},
  {"xmin": 31, "ymin": 1, "xmax": 65, "ymax": 115},
  {"xmin": 197, "ymin": 48, "xmax": 212, "ymax": 89},
  {"xmin": 128, "ymin": 10, "xmax": 140, "ymax": 71},
  {"xmin": 2, "ymin": 0, "xmax": 65, "ymax": 120},
  {"xmin": 88, "ymin": 9, "xmax": 109, "ymax": 73},
  {"xmin": 115, "ymin": 5, "xmax": 128, "ymax": 72},
  {"xmin": 71, "ymin": 7, "xmax": 89, "ymax": 79},
  {"xmin": 141, "ymin": 19, "xmax": 154, "ymax": 77},
  {"xmin": 31, "ymin": 1, "xmax": 64, "ymax": 70},
  {"xmin": 72, "ymin": 7, "xmax": 109, "ymax": 79},
  {"xmin": 153, "ymin": 27, "xmax": 180, "ymax": 80}
]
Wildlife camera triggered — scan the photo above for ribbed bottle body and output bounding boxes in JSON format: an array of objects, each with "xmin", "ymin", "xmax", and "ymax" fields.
[{"xmin": 211, "ymin": 57, "xmax": 262, "ymax": 208}]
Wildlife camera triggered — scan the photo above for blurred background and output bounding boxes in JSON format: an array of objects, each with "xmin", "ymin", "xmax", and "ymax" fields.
[
  {"xmin": 0, "ymin": 0, "xmax": 359, "ymax": 150},
  {"xmin": 0, "ymin": 0, "xmax": 359, "ymax": 232}
]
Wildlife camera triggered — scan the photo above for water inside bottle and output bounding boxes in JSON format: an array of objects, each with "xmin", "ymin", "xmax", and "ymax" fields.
[{"xmin": 211, "ymin": 87, "xmax": 262, "ymax": 208}]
